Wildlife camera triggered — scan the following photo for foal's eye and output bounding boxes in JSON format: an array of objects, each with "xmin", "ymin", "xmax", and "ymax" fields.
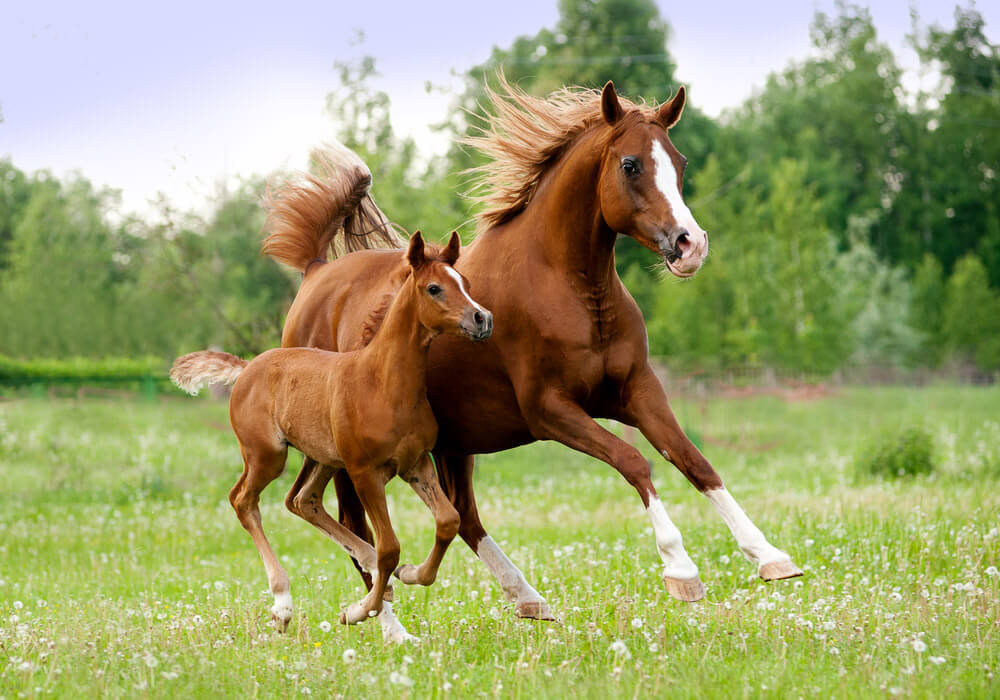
[
  {"xmin": 621, "ymin": 157, "xmax": 641, "ymax": 177},
  {"xmin": 427, "ymin": 283, "xmax": 442, "ymax": 296}
]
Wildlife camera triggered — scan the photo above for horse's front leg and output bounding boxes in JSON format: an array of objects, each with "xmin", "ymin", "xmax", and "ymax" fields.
[
  {"xmin": 527, "ymin": 391, "xmax": 705, "ymax": 602},
  {"xmin": 620, "ymin": 364, "xmax": 803, "ymax": 581}
]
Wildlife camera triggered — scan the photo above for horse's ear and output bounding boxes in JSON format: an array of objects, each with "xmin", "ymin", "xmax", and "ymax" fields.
[
  {"xmin": 601, "ymin": 81, "xmax": 624, "ymax": 125},
  {"xmin": 656, "ymin": 86, "xmax": 686, "ymax": 129},
  {"xmin": 442, "ymin": 231, "xmax": 461, "ymax": 265},
  {"xmin": 407, "ymin": 231, "xmax": 425, "ymax": 268}
]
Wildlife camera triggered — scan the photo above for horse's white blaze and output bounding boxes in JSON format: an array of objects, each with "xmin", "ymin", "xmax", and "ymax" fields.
[
  {"xmin": 646, "ymin": 495, "xmax": 699, "ymax": 580},
  {"xmin": 650, "ymin": 141, "xmax": 706, "ymax": 243},
  {"xmin": 444, "ymin": 267, "xmax": 486, "ymax": 313},
  {"xmin": 476, "ymin": 535, "xmax": 545, "ymax": 605},
  {"xmin": 705, "ymin": 488, "xmax": 791, "ymax": 567}
]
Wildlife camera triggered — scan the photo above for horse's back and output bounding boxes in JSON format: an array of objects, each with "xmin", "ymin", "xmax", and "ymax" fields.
[{"xmin": 282, "ymin": 248, "xmax": 404, "ymax": 352}]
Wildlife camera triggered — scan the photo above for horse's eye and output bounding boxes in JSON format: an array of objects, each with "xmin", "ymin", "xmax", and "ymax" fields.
[
  {"xmin": 621, "ymin": 157, "xmax": 641, "ymax": 176},
  {"xmin": 427, "ymin": 283, "xmax": 442, "ymax": 296}
]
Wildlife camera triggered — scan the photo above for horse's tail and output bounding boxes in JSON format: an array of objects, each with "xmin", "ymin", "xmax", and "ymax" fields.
[
  {"xmin": 261, "ymin": 141, "xmax": 403, "ymax": 273},
  {"xmin": 170, "ymin": 351, "xmax": 249, "ymax": 396}
]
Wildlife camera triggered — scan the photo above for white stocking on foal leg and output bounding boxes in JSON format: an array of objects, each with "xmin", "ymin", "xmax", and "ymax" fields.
[
  {"xmin": 476, "ymin": 536, "xmax": 555, "ymax": 620},
  {"xmin": 705, "ymin": 488, "xmax": 803, "ymax": 580},
  {"xmin": 646, "ymin": 494, "xmax": 705, "ymax": 601}
]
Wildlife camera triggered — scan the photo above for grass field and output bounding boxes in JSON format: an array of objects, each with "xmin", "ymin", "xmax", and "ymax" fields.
[{"xmin": 1, "ymin": 386, "xmax": 998, "ymax": 698}]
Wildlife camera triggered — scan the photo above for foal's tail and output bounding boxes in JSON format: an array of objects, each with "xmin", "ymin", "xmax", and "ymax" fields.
[
  {"xmin": 261, "ymin": 140, "xmax": 403, "ymax": 273},
  {"xmin": 170, "ymin": 351, "xmax": 248, "ymax": 396}
]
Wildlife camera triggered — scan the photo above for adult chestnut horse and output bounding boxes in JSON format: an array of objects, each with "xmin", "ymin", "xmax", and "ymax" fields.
[{"xmin": 265, "ymin": 79, "xmax": 802, "ymax": 638}]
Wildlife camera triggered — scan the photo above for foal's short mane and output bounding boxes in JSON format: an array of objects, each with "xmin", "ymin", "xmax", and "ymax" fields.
[
  {"xmin": 464, "ymin": 73, "xmax": 656, "ymax": 231},
  {"xmin": 359, "ymin": 241, "xmax": 456, "ymax": 346}
]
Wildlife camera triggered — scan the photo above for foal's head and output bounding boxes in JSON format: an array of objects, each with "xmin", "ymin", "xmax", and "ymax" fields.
[
  {"xmin": 406, "ymin": 231, "xmax": 493, "ymax": 341},
  {"xmin": 597, "ymin": 82, "xmax": 708, "ymax": 278}
]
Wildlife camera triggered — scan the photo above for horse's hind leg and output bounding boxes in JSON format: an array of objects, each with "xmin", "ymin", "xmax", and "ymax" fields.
[
  {"xmin": 435, "ymin": 453, "xmax": 554, "ymax": 620},
  {"xmin": 395, "ymin": 454, "xmax": 460, "ymax": 586},
  {"xmin": 230, "ymin": 442, "xmax": 293, "ymax": 631},
  {"xmin": 285, "ymin": 458, "xmax": 414, "ymax": 643}
]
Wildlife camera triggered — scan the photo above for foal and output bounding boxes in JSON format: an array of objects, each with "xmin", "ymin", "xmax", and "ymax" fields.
[{"xmin": 170, "ymin": 232, "xmax": 492, "ymax": 632}]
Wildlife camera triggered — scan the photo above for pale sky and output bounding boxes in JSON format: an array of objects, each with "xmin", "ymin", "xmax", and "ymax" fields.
[{"xmin": 1, "ymin": 1, "xmax": 995, "ymax": 217}]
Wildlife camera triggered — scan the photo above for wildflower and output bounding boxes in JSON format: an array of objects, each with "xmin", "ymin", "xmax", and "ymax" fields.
[
  {"xmin": 192, "ymin": 615, "xmax": 203, "ymax": 626},
  {"xmin": 319, "ymin": 621, "xmax": 332, "ymax": 633},
  {"xmin": 403, "ymin": 655, "xmax": 413, "ymax": 665},
  {"xmin": 929, "ymin": 656, "xmax": 946, "ymax": 665},
  {"xmin": 342, "ymin": 648, "xmax": 357, "ymax": 664},
  {"xmin": 389, "ymin": 671, "xmax": 414, "ymax": 687},
  {"xmin": 609, "ymin": 639, "xmax": 631, "ymax": 660},
  {"xmin": 631, "ymin": 617, "xmax": 644, "ymax": 630},
  {"xmin": 161, "ymin": 671, "xmax": 179, "ymax": 680},
  {"xmin": 17, "ymin": 661, "xmax": 33, "ymax": 672},
  {"xmin": 719, "ymin": 554, "xmax": 730, "ymax": 565},
  {"xmin": 888, "ymin": 592, "xmax": 903, "ymax": 602},
  {"xmin": 986, "ymin": 566, "xmax": 999, "ymax": 578},
  {"xmin": 912, "ymin": 639, "xmax": 928, "ymax": 653},
  {"xmin": 443, "ymin": 681, "xmax": 453, "ymax": 691},
  {"xmin": 829, "ymin": 647, "xmax": 840, "ymax": 655},
  {"xmin": 301, "ymin": 688, "xmax": 312, "ymax": 695},
  {"xmin": 144, "ymin": 653, "xmax": 159, "ymax": 668},
  {"xmin": 13, "ymin": 601, "xmax": 23, "ymax": 610}
]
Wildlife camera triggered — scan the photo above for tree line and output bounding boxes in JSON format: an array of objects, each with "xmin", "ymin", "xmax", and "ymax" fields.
[{"xmin": 1, "ymin": 1, "xmax": 998, "ymax": 373}]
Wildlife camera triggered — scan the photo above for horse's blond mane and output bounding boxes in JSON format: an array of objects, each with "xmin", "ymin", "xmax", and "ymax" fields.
[{"xmin": 463, "ymin": 73, "xmax": 653, "ymax": 231}]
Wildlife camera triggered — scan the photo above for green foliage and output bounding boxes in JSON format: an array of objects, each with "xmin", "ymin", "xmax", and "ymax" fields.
[
  {"xmin": 0, "ymin": 355, "xmax": 164, "ymax": 382},
  {"xmin": 856, "ymin": 426, "xmax": 935, "ymax": 479},
  {"xmin": 941, "ymin": 254, "xmax": 1000, "ymax": 370}
]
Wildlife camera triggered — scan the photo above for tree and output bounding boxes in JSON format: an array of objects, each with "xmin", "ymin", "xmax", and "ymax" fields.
[{"xmin": 941, "ymin": 254, "xmax": 1000, "ymax": 370}]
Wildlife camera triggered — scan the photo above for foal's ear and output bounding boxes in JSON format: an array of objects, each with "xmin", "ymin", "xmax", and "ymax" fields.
[
  {"xmin": 406, "ymin": 231, "xmax": 425, "ymax": 268},
  {"xmin": 442, "ymin": 231, "xmax": 461, "ymax": 265},
  {"xmin": 601, "ymin": 81, "xmax": 624, "ymax": 125},
  {"xmin": 656, "ymin": 85, "xmax": 686, "ymax": 129}
]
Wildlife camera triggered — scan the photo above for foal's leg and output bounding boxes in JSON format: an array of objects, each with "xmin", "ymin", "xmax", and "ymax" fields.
[
  {"xmin": 338, "ymin": 465, "xmax": 401, "ymax": 627},
  {"xmin": 435, "ymin": 453, "xmax": 555, "ymax": 620},
  {"xmin": 621, "ymin": 364, "xmax": 803, "ymax": 581},
  {"xmin": 526, "ymin": 391, "xmax": 705, "ymax": 602},
  {"xmin": 285, "ymin": 458, "xmax": 414, "ymax": 643},
  {"xmin": 395, "ymin": 454, "xmax": 461, "ymax": 586},
  {"xmin": 230, "ymin": 444, "xmax": 295, "ymax": 631}
]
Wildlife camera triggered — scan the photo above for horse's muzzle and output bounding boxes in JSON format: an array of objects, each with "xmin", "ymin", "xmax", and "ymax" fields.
[
  {"xmin": 657, "ymin": 227, "xmax": 708, "ymax": 277},
  {"xmin": 461, "ymin": 307, "xmax": 493, "ymax": 341}
]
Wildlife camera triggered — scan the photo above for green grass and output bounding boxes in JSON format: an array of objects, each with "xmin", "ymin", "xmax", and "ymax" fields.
[{"xmin": 0, "ymin": 386, "xmax": 998, "ymax": 698}]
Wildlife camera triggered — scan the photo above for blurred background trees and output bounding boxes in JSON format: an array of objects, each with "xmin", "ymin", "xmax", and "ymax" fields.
[{"xmin": 1, "ymin": 0, "xmax": 997, "ymax": 373}]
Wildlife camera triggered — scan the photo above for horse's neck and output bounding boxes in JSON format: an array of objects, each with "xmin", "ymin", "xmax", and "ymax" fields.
[
  {"xmin": 504, "ymin": 128, "xmax": 618, "ymax": 290},
  {"xmin": 361, "ymin": 278, "xmax": 434, "ymax": 401}
]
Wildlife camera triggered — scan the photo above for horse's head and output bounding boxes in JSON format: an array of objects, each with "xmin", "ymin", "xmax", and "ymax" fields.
[
  {"xmin": 597, "ymin": 81, "xmax": 708, "ymax": 278},
  {"xmin": 406, "ymin": 231, "xmax": 493, "ymax": 341}
]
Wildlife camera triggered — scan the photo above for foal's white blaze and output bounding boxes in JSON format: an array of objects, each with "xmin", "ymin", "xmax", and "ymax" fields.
[
  {"xmin": 705, "ymin": 488, "xmax": 791, "ymax": 567},
  {"xmin": 476, "ymin": 535, "xmax": 546, "ymax": 605},
  {"xmin": 650, "ymin": 141, "xmax": 706, "ymax": 243},
  {"xmin": 646, "ymin": 495, "xmax": 699, "ymax": 580},
  {"xmin": 444, "ymin": 267, "xmax": 486, "ymax": 314}
]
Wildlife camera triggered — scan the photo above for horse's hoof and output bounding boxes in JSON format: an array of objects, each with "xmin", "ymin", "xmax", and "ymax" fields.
[
  {"xmin": 759, "ymin": 560, "xmax": 804, "ymax": 581},
  {"xmin": 663, "ymin": 575, "xmax": 706, "ymax": 602},
  {"xmin": 394, "ymin": 564, "xmax": 420, "ymax": 585},
  {"xmin": 271, "ymin": 613, "xmax": 291, "ymax": 633},
  {"xmin": 515, "ymin": 599, "xmax": 556, "ymax": 621}
]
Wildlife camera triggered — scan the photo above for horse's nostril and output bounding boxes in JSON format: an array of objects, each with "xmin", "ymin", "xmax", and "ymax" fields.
[
  {"xmin": 474, "ymin": 311, "xmax": 485, "ymax": 326},
  {"xmin": 676, "ymin": 231, "xmax": 691, "ymax": 252}
]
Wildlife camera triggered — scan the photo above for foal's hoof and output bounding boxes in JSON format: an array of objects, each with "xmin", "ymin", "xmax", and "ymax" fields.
[
  {"xmin": 271, "ymin": 613, "xmax": 291, "ymax": 633},
  {"xmin": 663, "ymin": 575, "xmax": 706, "ymax": 602},
  {"xmin": 394, "ymin": 564, "xmax": 423, "ymax": 586},
  {"xmin": 759, "ymin": 559, "xmax": 804, "ymax": 581},
  {"xmin": 515, "ymin": 599, "xmax": 557, "ymax": 621}
]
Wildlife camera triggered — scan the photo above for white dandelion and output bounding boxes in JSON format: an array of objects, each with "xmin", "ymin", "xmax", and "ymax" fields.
[
  {"xmin": 319, "ymin": 621, "xmax": 332, "ymax": 633},
  {"xmin": 342, "ymin": 648, "xmax": 357, "ymax": 664},
  {"xmin": 912, "ymin": 639, "xmax": 928, "ymax": 653},
  {"xmin": 609, "ymin": 639, "xmax": 631, "ymax": 660}
]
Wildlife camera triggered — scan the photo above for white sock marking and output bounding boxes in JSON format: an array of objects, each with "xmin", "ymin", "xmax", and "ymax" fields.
[
  {"xmin": 271, "ymin": 591, "xmax": 293, "ymax": 620},
  {"xmin": 378, "ymin": 602, "xmax": 419, "ymax": 644},
  {"xmin": 476, "ymin": 535, "xmax": 544, "ymax": 604},
  {"xmin": 705, "ymin": 488, "xmax": 790, "ymax": 567},
  {"xmin": 646, "ymin": 495, "xmax": 699, "ymax": 580}
]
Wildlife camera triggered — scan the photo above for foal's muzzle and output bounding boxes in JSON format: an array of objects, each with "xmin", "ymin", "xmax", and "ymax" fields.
[
  {"xmin": 656, "ymin": 226, "xmax": 708, "ymax": 278},
  {"xmin": 461, "ymin": 307, "xmax": 493, "ymax": 341}
]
